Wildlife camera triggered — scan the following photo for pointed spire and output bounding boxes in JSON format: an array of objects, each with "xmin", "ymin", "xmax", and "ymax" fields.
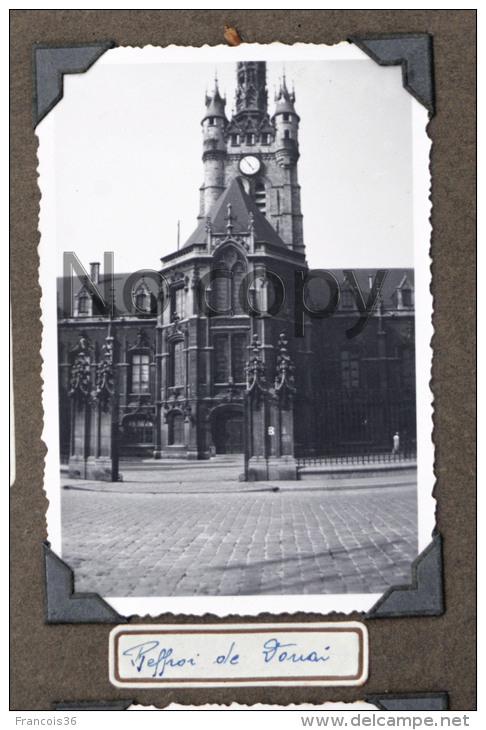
[
  {"xmin": 234, "ymin": 61, "xmax": 268, "ymax": 118},
  {"xmin": 273, "ymin": 71, "xmax": 298, "ymax": 119},
  {"xmin": 225, "ymin": 203, "xmax": 236, "ymax": 234},
  {"xmin": 202, "ymin": 75, "xmax": 227, "ymax": 123}
]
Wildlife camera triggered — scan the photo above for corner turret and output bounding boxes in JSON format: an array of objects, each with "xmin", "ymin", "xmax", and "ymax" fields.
[
  {"xmin": 200, "ymin": 78, "xmax": 228, "ymax": 217},
  {"xmin": 272, "ymin": 76, "xmax": 300, "ymax": 168}
]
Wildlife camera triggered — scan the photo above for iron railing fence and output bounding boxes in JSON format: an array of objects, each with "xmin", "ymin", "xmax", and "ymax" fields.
[
  {"xmin": 296, "ymin": 451, "xmax": 417, "ymax": 468},
  {"xmin": 295, "ymin": 388, "xmax": 416, "ymax": 461}
]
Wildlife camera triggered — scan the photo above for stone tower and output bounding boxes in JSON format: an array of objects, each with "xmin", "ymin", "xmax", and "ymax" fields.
[
  {"xmin": 198, "ymin": 62, "xmax": 304, "ymax": 254},
  {"xmin": 155, "ymin": 61, "xmax": 312, "ymax": 462}
]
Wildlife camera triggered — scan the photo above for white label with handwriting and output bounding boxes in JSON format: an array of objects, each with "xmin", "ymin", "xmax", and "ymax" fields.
[{"xmin": 109, "ymin": 622, "xmax": 368, "ymax": 687}]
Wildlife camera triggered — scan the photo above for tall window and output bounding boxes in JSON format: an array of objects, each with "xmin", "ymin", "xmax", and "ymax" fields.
[
  {"xmin": 254, "ymin": 181, "xmax": 266, "ymax": 215},
  {"xmin": 232, "ymin": 334, "xmax": 247, "ymax": 383},
  {"xmin": 168, "ymin": 413, "xmax": 185, "ymax": 445},
  {"xmin": 131, "ymin": 354, "xmax": 150, "ymax": 394},
  {"xmin": 171, "ymin": 287, "xmax": 185, "ymax": 320},
  {"xmin": 170, "ymin": 340, "xmax": 184, "ymax": 387},
  {"xmin": 214, "ymin": 334, "xmax": 229, "ymax": 383},
  {"xmin": 213, "ymin": 333, "xmax": 248, "ymax": 384},
  {"xmin": 212, "ymin": 265, "xmax": 231, "ymax": 315},
  {"xmin": 232, "ymin": 261, "xmax": 246, "ymax": 314},
  {"xmin": 211, "ymin": 251, "xmax": 247, "ymax": 316}
]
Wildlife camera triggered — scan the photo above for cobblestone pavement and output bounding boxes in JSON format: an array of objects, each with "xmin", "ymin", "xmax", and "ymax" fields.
[{"xmin": 60, "ymin": 458, "xmax": 418, "ymax": 597}]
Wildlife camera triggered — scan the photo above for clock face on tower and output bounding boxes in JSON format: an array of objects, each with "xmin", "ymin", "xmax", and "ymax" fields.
[{"xmin": 239, "ymin": 155, "xmax": 261, "ymax": 176}]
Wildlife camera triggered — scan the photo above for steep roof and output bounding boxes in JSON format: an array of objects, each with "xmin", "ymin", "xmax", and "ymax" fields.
[{"xmin": 183, "ymin": 177, "xmax": 287, "ymax": 249}]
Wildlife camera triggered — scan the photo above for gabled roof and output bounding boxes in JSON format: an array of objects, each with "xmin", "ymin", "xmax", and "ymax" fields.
[
  {"xmin": 183, "ymin": 177, "xmax": 287, "ymax": 249},
  {"xmin": 396, "ymin": 272, "xmax": 414, "ymax": 290},
  {"xmin": 338, "ymin": 270, "xmax": 415, "ymax": 306}
]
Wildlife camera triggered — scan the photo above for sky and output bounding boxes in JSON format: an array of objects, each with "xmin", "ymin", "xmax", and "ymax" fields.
[{"xmin": 43, "ymin": 43, "xmax": 418, "ymax": 275}]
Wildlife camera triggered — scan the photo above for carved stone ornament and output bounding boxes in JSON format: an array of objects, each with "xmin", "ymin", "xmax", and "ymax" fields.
[
  {"xmin": 191, "ymin": 264, "xmax": 200, "ymax": 290},
  {"xmin": 68, "ymin": 332, "xmax": 92, "ymax": 399},
  {"xmin": 218, "ymin": 377, "xmax": 243, "ymax": 403},
  {"xmin": 245, "ymin": 334, "xmax": 267, "ymax": 400},
  {"xmin": 274, "ymin": 333, "xmax": 296, "ymax": 403},
  {"xmin": 162, "ymin": 397, "xmax": 195, "ymax": 424},
  {"xmin": 165, "ymin": 315, "xmax": 188, "ymax": 341},
  {"xmin": 94, "ymin": 336, "xmax": 115, "ymax": 407},
  {"xmin": 129, "ymin": 327, "xmax": 151, "ymax": 351}
]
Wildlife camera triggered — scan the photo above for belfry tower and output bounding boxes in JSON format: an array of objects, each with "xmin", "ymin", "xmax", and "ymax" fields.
[
  {"xmin": 199, "ymin": 62, "xmax": 305, "ymax": 254},
  {"xmin": 155, "ymin": 61, "xmax": 312, "ymax": 463}
]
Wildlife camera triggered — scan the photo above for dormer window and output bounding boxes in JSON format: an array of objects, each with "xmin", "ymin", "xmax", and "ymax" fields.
[
  {"xmin": 341, "ymin": 289, "xmax": 354, "ymax": 309},
  {"xmin": 78, "ymin": 291, "xmax": 90, "ymax": 315},
  {"xmin": 135, "ymin": 291, "xmax": 151, "ymax": 313},
  {"xmin": 261, "ymin": 133, "xmax": 270, "ymax": 145},
  {"xmin": 231, "ymin": 134, "xmax": 239, "ymax": 146},
  {"xmin": 132, "ymin": 277, "xmax": 155, "ymax": 315},
  {"xmin": 401, "ymin": 289, "xmax": 413, "ymax": 307},
  {"xmin": 246, "ymin": 133, "xmax": 255, "ymax": 145},
  {"xmin": 396, "ymin": 274, "xmax": 414, "ymax": 309}
]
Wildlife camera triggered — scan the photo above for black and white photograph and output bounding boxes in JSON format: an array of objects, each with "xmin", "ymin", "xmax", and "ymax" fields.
[{"xmin": 38, "ymin": 43, "xmax": 434, "ymax": 616}]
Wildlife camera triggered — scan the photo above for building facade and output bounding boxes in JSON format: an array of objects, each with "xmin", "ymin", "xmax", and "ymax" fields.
[{"xmin": 57, "ymin": 61, "xmax": 416, "ymax": 478}]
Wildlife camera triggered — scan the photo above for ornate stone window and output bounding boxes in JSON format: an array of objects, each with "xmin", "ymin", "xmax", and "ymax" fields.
[
  {"xmin": 213, "ymin": 332, "xmax": 248, "ymax": 384},
  {"xmin": 171, "ymin": 286, "xmax": 185, "ymax": 320},
  {"xmin": 231, "ymin": 261, "xmax": 246, "ymax": 314},
  {"xmin": 214, "ymin": 334, "xmax": 229, "ymax": 383},
  {"xmin": 169, "ymin": 339, "xmax": 185, "ymax": 387},
  {"xmin": 128, "ymin": 329, "xmax": 152, "ymax": 395},
  {"xmin": 232, "ymin": 333, "xmax": 247, "ymax": 383},
  {"xmin": 211, "ymin": 247, "xmax": 247, "ymax": 316},
  {"xmin": 131, "ymin": 353, "xmax": 150, "ymax": 394}
]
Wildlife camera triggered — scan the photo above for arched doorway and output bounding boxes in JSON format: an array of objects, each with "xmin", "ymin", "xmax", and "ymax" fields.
[{"xmin": 212, "ymin": 406, "xmax": 244, "ymax": 454}]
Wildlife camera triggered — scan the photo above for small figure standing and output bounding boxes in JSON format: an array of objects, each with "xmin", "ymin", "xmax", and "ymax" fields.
[{"xmin": 392, "ymin": 431, "xmax": 400, "ymax": 455}]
